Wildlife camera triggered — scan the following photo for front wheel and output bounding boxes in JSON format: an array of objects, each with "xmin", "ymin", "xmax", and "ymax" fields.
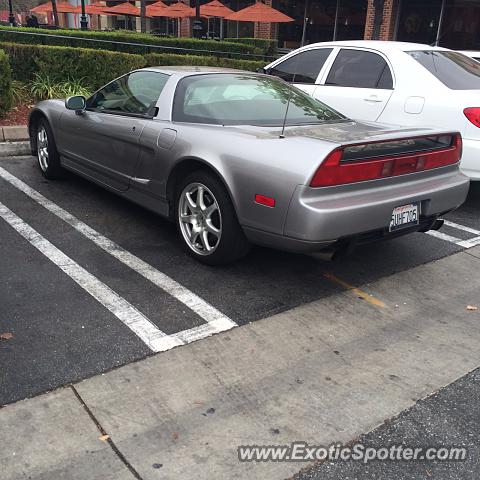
[
  {"xmin": 36, "ymin": 119, "xmax": 63, "ymax": 179},
  {"xmin": 175, "ymin": 171, "xmax": 250, "ymax": 265}
]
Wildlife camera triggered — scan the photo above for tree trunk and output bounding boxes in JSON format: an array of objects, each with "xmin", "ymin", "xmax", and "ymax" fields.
[
  {"xmin": 51, "ymin": 0, "xmax": 59, "ymax": 27},
  {"xmin": 140, "ymin": 0, "xmax": 147, "ymax": 33}
]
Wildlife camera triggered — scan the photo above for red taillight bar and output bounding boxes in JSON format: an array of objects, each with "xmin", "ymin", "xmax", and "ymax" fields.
[{"xmin": 310, "ymin": 134, "xmax": 462, "ymax": 188}]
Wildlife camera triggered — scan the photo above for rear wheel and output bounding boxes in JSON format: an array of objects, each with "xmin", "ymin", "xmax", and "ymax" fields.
[
  {"xmin": 36, "ymin": 119, "xmax": 63, "ymax": 179},
  {"xmin": 175, "ymin": 171, "xmax": 250, "ymax": 265}
]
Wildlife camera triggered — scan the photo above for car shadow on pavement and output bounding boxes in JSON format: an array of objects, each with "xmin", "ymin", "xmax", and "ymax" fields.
[{"xmin": 3, "ymin": 158, "xmax": 471, "ymax": 325}]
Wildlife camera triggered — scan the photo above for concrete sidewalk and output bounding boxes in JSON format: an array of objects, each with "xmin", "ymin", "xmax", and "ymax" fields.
[
  {"xmin": 2, "ymin": 247, "xmax": 480, "ymax": 480},
  {"xmin": 0, "ymin": 126, "xmax": 30, "ymax": 157}
]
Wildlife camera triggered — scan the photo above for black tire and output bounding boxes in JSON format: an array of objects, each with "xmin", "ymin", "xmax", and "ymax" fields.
[
  {"xmin": 175, "ymin": 170, "xmax": 250, "ymax": 265},
  {"xmin": 35, "ymin": 118, "xmax": 63, "ymax": 180}
]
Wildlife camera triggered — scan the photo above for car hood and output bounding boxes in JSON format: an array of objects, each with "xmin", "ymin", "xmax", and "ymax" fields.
[{"xmin": 225, "ymin": 120, "xmax": 455, "ymax": 146}]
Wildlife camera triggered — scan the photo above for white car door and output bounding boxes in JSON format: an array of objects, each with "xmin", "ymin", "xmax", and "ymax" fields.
[
  {"xmin": 266, "ymin": 47, "xmax": 335, "ymax": 96},
  {"xmin": 313, "ymin": 48, "xmax": 395, "ymax": 121}
]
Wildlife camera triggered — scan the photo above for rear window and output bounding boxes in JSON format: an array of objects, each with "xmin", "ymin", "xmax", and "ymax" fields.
[
  {"xmin": 408, "ymin": 50, "xmax": 480, "ymax": 90},
  {"xmin": 173, "ymin": 74, "xmax": 345, "ymax": 126}
]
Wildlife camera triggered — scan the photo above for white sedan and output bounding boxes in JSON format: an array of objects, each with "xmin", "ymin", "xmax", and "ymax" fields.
[{"xmin": 264, "ymin": 40, "xmax": 480, "ymax": 179}]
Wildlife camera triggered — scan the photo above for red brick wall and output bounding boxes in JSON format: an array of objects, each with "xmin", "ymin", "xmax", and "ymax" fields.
[
  {"xmin": 179, "ymin": 0, "xmax": 191, "ymax": 37},
  {"xmin": 255, "ymin": 22, "xmax": 276, "ymax": 39},
  {"xmin": 253, "ymin": 0, "xmax": 276, "ymax": 39},
  {"xmin": 364, "ymin": 0, "xmax": 399, "ymax": 41},
  {"xmin": 180, "ymin": 18, "xmax": 191, "ymax": 37}
]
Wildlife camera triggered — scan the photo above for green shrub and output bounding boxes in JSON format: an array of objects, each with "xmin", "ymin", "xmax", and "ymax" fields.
[
  {"xmin": 1, "ymin": 41, "xmax": 264, "ymax": 101},
  {"xmin": 0, "ymin": 42, "xmax": 146, "ymax": 89},
  {"xmin": 144, "ymin": 53, "xmax": 264, "ymax": 72},
  {"xmin": 0, "ymin": 49, "xmax": 13, "ymax": 117},
  {"xmin": 0, "ymin": 26, "xmax": 262, "ymax": 59},
  {"xmin": 225, "ymin": 37, "xmax": 277, "ymax": 57}
]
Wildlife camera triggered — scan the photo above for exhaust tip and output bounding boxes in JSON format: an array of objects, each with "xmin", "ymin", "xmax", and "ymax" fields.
[{"xmin": 431, "ymin": 219, "xmax": 444, "ymax": 231}]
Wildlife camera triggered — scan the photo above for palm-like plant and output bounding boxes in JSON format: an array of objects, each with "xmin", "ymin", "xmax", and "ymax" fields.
[
  {"xmin": 30, "ymin": 73, "xmax": 59, "ymax": 100},
  {"xmin": 30, "ymin": 73, "xmax": 91, "ymax": 100}
]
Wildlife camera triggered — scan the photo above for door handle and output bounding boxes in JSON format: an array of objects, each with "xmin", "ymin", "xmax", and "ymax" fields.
[{"xmin": 363, "ymin": 96, "xmax": 383, "ymax": 103}]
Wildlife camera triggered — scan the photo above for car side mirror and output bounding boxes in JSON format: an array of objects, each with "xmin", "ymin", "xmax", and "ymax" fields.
[{"xmin": 65, "ymin": 96, "xmax": 86, "ymax": 115}]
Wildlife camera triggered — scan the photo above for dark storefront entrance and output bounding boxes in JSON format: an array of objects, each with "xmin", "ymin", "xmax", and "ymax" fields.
[
  {"xmin": 396, "ymin": 0, "xmax": 480, "ymax": 50},
  {"xmin": 273, "ymin": 0, "xmax": 367, "ymax": 48}
]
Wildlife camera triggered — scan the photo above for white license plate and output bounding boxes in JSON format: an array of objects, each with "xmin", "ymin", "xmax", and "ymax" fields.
[{"xmin": 389, "ymin": 203, "xmax": 419, "ymax": 232}]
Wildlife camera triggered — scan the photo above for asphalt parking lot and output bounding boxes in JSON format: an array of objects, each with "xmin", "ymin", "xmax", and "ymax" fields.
[
  {"xmin": 2, "ymin": 154, "xmax": 480, "ymax": 480},
  {"xmin": 1, "ymin": 155, "xmax": 480, "ymax": 407},
  {"xmin": 294, "ymin": 367, "xmax": 480, "ymax": 480}
]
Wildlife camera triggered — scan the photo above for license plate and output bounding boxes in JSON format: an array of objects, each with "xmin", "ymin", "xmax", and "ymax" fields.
[{"xmin": 389, "ymin": 203, "xmax": 419, "ymax": 232}]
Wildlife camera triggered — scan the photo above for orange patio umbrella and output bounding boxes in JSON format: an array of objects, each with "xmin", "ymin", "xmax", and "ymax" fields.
[
  {"xmin": 71, "ymin": 2, "xmax": 108, "ymax": 15},
  {"xmin": 145, "ymin": 0, "xmax": 168, "ymax": 16},
  {"xmin": 200, "ymin": 0, "xmax": 233, "ymax": 18},
  {"xmin": 225, "ymin": 1, "xmax": 294, "ymax": 23},
  {"xmin": 31, "ymin": 2, "xmax": 78, "ymax": 14},
  {"xmin": 161, "ymin": 2, "xmax": 194, "ymax": 19},
  {"xmin": 101, "ymin": 2, "xmax": 146, "ymax": 17}
]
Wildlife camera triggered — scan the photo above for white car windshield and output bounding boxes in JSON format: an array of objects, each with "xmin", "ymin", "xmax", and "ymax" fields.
[
  {"xmin": 173, "ymin": 74, "xmax": 345, "ymax": 126},
  {"xmin": 408, "ymin": 50, "xmax": 480, "ymax": 90}
]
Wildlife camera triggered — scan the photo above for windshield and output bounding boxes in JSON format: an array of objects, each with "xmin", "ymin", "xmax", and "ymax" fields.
[
  {"xmin": 408, "ymin": 50, "xmax": 480, "ymax": 90},
  {"xmin": 172, "ymin": 74, "xmax": 345, "ymax": 126}
]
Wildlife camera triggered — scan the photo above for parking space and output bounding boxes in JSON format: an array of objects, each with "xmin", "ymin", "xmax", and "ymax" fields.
[{"xmin": 1, "ymin": 155, "xmax": 479, "ymax": 406}]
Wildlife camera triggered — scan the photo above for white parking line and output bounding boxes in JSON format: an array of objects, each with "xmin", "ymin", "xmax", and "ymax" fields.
[
  {"xmin": 425, "ymin": 230, "xmax": 463, "ymax": 244},
  {"xmin": 457, "ymin": 236, "xmax": 480, "ymax": 248},
  {"xmin": 171, "ymin": 320, "xmax": 232, "ymax": 344},
  {"xmin": 443, "ymin": 220, "xmax": 480, "ymax": 236},
  {"xmin": 426, "ymin": 221, "xmax": 480, "ymax": 248},
  {"xmin": 0, "ymin": 201, "xmax": 181, "ymax": 353},
  {"xmin": 0, "ymin": 167, "xmax": 236, "ymax": 336}
]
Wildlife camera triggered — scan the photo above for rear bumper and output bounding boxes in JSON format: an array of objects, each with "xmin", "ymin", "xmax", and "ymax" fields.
[
  {"xmin": 244, "ymin": 215, "xmax": 445, "ymax": 254},
  {"xmin": 244, "ymin": 166, "xmax": 470, "ymax": 253}
]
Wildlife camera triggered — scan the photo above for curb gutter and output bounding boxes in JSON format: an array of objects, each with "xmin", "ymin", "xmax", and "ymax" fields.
[
  {"xmin": 0, "ymin": 142, "xmax": 31, "ymax": 157},
  {"xmin": 0, "ymin": 125, "xmax": 30, "ymax": 157}
]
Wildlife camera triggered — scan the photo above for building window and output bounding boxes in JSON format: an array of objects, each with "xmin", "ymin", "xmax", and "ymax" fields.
[
  {"xmin": 396, "ymin": 0, "xmax": 480, "ymax": 50},
  {"xmin": 438, "ymin": 0, "xmax": 480, "ymax": 50},
  {"xmin": 224, "ymin": 0, "xmax": 255, "ymax": 38},
  {"xmin": 396, "ymin": 0, "xmax": 443, "ymax": 45},
  {"xmin": 274, "ymin": 0, "xmax": 367, "ymax": 49},
  {"xmin": 335, "ymin": 0, "xmax": 368, "ymax": 41}
]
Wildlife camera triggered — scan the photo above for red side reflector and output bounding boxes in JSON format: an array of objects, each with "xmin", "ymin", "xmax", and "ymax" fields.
[
  {"xmin": 310, "ymin": 134, "xmax": 462, "ymax": 187},
  {"xmin": 255, "ymin": 194, "xmax": 275, "ymax": 207},
  {"xmin": 464, "ymin": 107, "xmax": 480, "ymax": 127}
]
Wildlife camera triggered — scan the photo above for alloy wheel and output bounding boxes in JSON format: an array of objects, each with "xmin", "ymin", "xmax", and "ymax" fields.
[
  {"xmin": 178, "ymin": 182, "xmax": 222, "ymax": 256},
  {"xmin": 37, "ymin": 126, "xmax": 49, "ymax": 172}
]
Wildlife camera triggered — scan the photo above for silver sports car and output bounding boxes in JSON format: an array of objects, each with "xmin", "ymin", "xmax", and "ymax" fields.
[{"xmin": 28, "ymin": 66, "xmax": 469, "ymax": 264}]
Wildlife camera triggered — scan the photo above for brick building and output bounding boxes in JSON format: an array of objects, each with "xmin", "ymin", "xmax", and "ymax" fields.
[
  {"xmin": 265, "ymin": 0, "xmax": 480, "ymax": 50},
  {"xmin": 50, "ymin": 0, "xmax": 480, "ymax": 51}
]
